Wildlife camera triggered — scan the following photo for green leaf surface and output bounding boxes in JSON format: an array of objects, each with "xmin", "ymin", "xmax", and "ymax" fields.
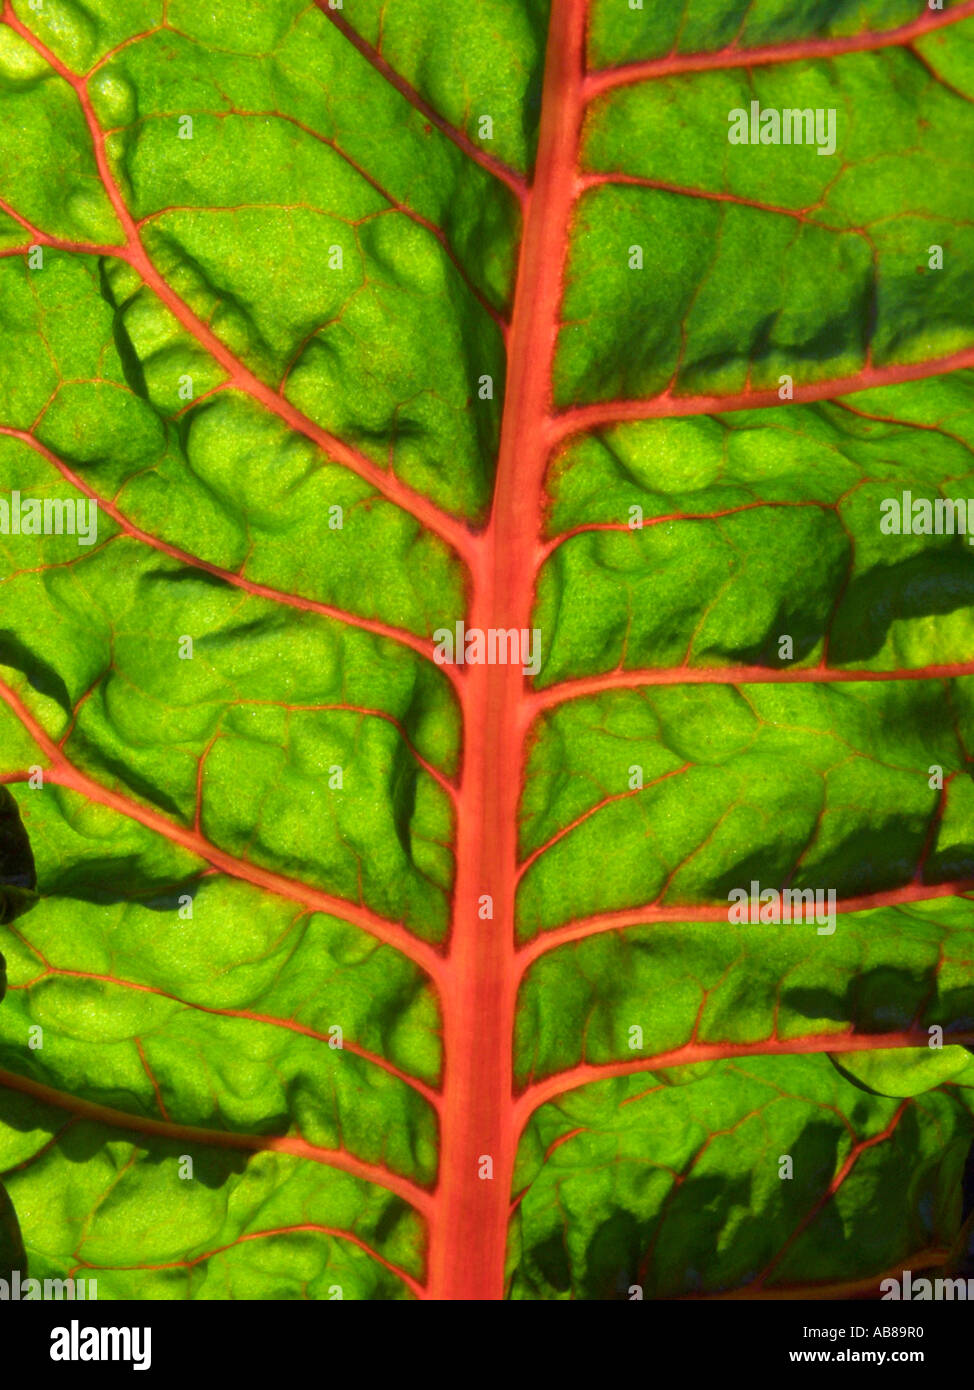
[
  {"xmin": 512, "ymin": 1053, "xmax": 974, "ymax": 1299},
  {"xmin": 2, "ymin": 0, "xmax": 974, "ymax": 1303},
  {"xmin": 829, "ymin": 1043, "xmax": 974, "ymax": 1096}
]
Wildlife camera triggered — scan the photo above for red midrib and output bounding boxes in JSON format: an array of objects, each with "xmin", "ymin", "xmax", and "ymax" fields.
[{"xmin": 426, "ymin": 2, "xmax": 587, "ymax": 1300}]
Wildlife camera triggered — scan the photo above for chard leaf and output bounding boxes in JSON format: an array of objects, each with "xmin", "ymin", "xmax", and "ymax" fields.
[{"xmin": 1, "ymin": 0, "xmax": 974, "ymax": 1302}]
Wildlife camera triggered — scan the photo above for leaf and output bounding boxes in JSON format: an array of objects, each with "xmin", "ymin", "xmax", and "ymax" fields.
[
  {"xmin": 0, "ymin": 785, "xmax": 36, "ymax": 925},
  {"xmin": 828, "ymin": 1044, "xmax": 974, "ymax": 1097},
  {"xmin": 0, "ymin": 1180, "xmax": 25, "ymax": 1284},
  {"xmin": 1, "ymin": 0, "xmax": 974, "ymax": 1303},
  {"xmin": 0, "ymin": 790, "xmax": 31, "ymax": 1280}
]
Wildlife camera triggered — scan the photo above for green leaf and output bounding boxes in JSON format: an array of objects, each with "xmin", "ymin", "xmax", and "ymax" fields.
[
  {"xmin": 829, "ymin": 1044, "xmax": 974, "ymax": 1097},
  {"xmin": 512, "ymin": 1054, "xmax": 974, "ymax": 1299},
  {"xmin": 0, "ymin": 1180, "xmax": 26, "ymax": 1284},
  {"xmin": 0, "ymin": 786, "xmax": 36, "ymax": 925},
  {"xmin": 0, "ymin": 790, "xmax": 31, "ymax": 1280},
  {"xmin": 2, "ymin": 0, "xmax": 974, "ymax": 1303}
]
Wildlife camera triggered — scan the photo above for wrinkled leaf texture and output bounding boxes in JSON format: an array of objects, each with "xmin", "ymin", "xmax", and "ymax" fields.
[{"xmin": 1, "ymin": 0, "xmax": 974, "ymax": 1301}]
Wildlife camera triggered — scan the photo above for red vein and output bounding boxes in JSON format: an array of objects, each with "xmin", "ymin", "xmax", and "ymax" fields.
[
  {"xmin": 752, "ymin": 1102, "xmax": 909, "ymax": 1290},
  {"xmin": 0, "ymin": 1065, "xmax": 433, "ymax": 1217},
  {"xmin": 0, "ymin": 191, "xmax": 123, "ymax": 256},
  {"xmin": 540, "ymin": 500, "xmax": 827, "ymax": 561},
  {"xmin": 532, "ymin": 659, "xmax": 974, "ymax": 713},
  {"xmin": 516, "ymin": 878, "xmax": 974, "ymax": 975},
  {"xmin": 133, "ymin": 1036, "xmax": 169, "ymax": 1120},
  {"xmin": 516, "ymin": 763, "xmax": 690, "ymax": 880},
  {"xmin": 312, "ymin": 1, "xmax": 528, "ymax": 201},
  {"xmin": 125, "ymin": 1224, "xmax": 426, "ymax": 1299},
  {"xmin": 550, "ymin": 347, "xmax": 974, "ymax": 439},
  {"xmin": 584, "ymin": 1, "xmax": 974, "ymax": 95},
  {"xmin": 578, "ymin": 172, "xmax": 831, "ymax": 225},
  {"xmin": 513, "ymin": 1032, "xmax": 974, "ymax": 1132}
]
